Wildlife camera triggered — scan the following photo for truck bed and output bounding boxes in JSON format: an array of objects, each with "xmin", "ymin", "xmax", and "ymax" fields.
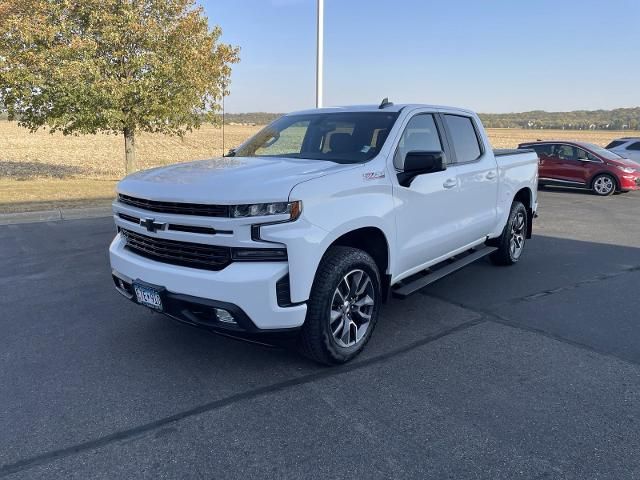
[{"xmin": 493, "ymin": 148, "xmax": 534, "ymax": 157}]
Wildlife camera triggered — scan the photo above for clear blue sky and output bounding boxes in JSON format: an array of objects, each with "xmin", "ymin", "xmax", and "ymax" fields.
[{"xmin": 201, "ymin": 0, "xmax": 640, "ymax": 114}]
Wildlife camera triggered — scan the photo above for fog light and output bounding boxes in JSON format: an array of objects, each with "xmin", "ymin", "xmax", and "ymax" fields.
[{"xmin": 215, "ymin": 308, "xmax": 236, "ymax": 324}]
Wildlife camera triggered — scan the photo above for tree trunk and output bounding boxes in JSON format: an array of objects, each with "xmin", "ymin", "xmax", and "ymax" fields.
[{"xmin": 124, "ymin": 127, "xmax": 136, "ymax": 174}]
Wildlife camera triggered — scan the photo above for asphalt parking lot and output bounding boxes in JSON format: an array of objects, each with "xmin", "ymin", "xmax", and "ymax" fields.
[{"xmin": 1, "ymin": 188, "xmax": 640, "ymax": 479}]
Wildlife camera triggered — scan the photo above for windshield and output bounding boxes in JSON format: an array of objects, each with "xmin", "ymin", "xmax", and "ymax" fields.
[
  {"xmin": 232, "ymin": 112, "xmax": 399, "ymax": 164},
  {"xmin": 583, "ymin": 143, "xmax": 625, "ymax": 160}
]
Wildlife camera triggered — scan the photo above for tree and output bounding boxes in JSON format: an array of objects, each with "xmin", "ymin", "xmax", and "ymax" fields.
[{"xmin": 0, "ymin": 0, "xmax": 239, "ymax": 173}]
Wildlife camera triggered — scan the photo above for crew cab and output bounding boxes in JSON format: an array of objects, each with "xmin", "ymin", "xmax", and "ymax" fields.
[
  {"xmin": 110, "ymin": 102, "xmax": 539, "ymax": 364},
  {"xmin": 519, "ymin": 140, "xmax": 640, "ymax": 196}
]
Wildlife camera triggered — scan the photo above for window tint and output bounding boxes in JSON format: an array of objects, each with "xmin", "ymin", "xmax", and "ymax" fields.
[
  {"xmin": 552, "ymin": 145, "xmax": 577, "ymax": 161},
  {"xmin": 234, "ymin": 112, "xmax": 399, "ymax": 163},
  {"xmin": 443, "ymin": 115, "xmax": 481, "ymax": 163},
  {"xmin": 254, "ymin": 120, "xmax": 310, "ymax": 156},
  {"xmin": 628, "ymin": 142, "xmax": 640, "ymax": 151},
  {"xmin": 394, "ymin": 114, "xmax": 442, "ymax": 170},
  {"xmin": 576, "ymin": 148, "xmax": 590, "ymax": 160},
  {"xmin": 532, "ymin": 144, "xmax": 553, "ymax": 156},
  {"xmin": 605, "ymin": 140, "xmax": 626, "ymax": 149}
]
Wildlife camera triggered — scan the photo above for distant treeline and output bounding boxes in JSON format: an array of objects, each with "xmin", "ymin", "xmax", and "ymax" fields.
[
  {"xmin": 223, "ymin": 112, "xmax": 283, "ymax": 125},
  {"xmin": 222, "ymin": 108, "xmax": 640, "ymax": 130},
  {"xmin": 479, "ymin": 107, "xmax": 640, "ymax": 130},
  {"xmin": 4, "ymin": 108, "xmax": 639, "ymax": 130}
]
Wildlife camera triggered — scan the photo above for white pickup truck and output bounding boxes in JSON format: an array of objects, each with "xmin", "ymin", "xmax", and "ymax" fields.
[{"xmin": 110, "ymin": 101, "xmax": 538, "ymax": 364}]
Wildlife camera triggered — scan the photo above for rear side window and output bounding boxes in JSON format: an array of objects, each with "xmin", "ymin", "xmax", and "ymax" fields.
[
  {"xmin": 605, "ymin": 140, "xmax": 626, "ymax": 149},
  {"xmin": 628, "ymin": 142, "xmax": 640, "ymax": 151},
  {"xmin": 443, "ymin": 115, "xmax": 482, "ymax": 163},
  {"xmin": 532, "ymin": 145, "xmax": 553, "ymax": 156}
]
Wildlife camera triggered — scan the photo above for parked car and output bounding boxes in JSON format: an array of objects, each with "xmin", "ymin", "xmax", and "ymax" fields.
[
  {"xmin": 605, "ymin": 137, "xmax": 640, "ymax": 164},
  {"xmin": 110, "ymin": 102, "xmax": 539, "ymax": 364},
  {"xmin": 519, "ymin": 140, "xmax": 640, "ymax": 196}
]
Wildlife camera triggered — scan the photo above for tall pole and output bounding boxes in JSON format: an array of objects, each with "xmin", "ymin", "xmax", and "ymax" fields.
[{"xmin": 315, "ymin": 0, "xmax": 324, "ymax": 108}]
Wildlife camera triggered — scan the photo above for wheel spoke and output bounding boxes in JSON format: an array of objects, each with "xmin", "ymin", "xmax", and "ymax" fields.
[
  {"xmin": 330, "ymin": 308, "xmax": 342, "ymax": 323},
  {"xmin": 332, "ymin": 316, "xmax": 344, "ymax": 336},
  {"xmin": 356, "ymin": 276, "xmax": 371, "ymax": 296},
  {"xmin": 354, "ymin": 295, "xmax": 374, "ymax": 308},
  {"xmin": 340, "ymin": 318, "xmax": 352, "ymax": 344}
]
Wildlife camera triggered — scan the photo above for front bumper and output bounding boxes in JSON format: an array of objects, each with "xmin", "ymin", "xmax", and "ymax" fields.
[
  {"xmin": 619, "ymin": 174, "xmax": 640, "ymax": 191},
  {"xmin": 109, "ymin": 234, "xmax": 307, "ymax": 331}
]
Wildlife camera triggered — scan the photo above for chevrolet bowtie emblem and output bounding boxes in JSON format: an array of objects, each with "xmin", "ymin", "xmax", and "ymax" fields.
[{"xmin": 140, "ymin": 217, "xmax": 166, "ymax": 233}]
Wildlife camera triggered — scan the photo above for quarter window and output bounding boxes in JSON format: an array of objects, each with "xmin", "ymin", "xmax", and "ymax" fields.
[
  {"xmin": 394, "ymin": 114, "xmax": 442, "ymax": 170},
  {"xmin": 628, "ymin": 142, "xmax": 640, "ymax": 151},
  {"xmin": 443, "ymin": 115, "xmax": 482, "ymax": 163}
]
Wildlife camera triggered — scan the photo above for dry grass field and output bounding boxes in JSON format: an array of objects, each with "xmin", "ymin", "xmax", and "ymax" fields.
[{"xmin": 1, "ymin": 120, "xmax": 636, "ymax": 213}]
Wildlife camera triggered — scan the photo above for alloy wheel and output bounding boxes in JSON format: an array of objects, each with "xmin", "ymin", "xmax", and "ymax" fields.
[
  {"xmin": 509, "ymin": 211, "xmax": 526, "ymax": 260},
  {"xmin": 594, "ymin": 176, "xmax": 614, "ymax": 195},
  {"xmin": 329, "ymin": 269, "xmax": 375, "ymax": 348}
]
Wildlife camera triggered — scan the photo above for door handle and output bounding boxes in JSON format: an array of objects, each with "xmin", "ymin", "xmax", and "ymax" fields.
[
  {"xmin": 486, "ymin": 171, "xmax": 497, "ymax": 180},
  {"xmin": 443, "ymin": 178, "xmax": 457, "ymax": 189}
]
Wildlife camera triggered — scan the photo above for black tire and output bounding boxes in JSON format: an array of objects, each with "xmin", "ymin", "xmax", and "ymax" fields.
[
  {"xmin": 591, "ymin": 174, "xmax": 617, "ymax": 196},
  {"xmin": 298, "ymin": 246, "xmax": 381, "ymax": 365},
  {"xmin": 489, "ymin": 201, "xmax": 528, "ymax": 266}
]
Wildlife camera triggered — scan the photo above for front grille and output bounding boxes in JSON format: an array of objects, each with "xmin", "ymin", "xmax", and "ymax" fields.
[
  {"xmin": 121, "ymin": 229, "xmax": 231, "ymax": 271},
  {"xmin": 118, "ymin": 194, "xmax": 229, "ymax": 217}
]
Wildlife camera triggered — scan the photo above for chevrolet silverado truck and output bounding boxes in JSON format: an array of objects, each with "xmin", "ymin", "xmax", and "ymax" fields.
[{"xmin": 110, "ymin": 101, "xmax": 539, "ymax": 364}]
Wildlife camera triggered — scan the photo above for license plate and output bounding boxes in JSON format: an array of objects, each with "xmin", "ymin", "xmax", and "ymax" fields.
[{"xmin": 133, "ymin": 283, "xmax": 163, "ymax": 311}]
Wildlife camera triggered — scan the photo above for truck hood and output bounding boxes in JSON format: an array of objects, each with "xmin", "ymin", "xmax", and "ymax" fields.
[{"xmin": 117, "ymin": 156, "xmax": 355, "ymax": 204}]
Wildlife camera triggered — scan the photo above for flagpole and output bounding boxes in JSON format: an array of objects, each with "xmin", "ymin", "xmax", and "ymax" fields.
[{"xmin": 316, "ymin": 0, "xmax": 324, "ymax": 108}]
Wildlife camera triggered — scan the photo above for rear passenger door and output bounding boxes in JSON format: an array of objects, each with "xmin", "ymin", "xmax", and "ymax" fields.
[{"xmin": 441, "ymin": 113, "xmax": 498, "ymax": 247}]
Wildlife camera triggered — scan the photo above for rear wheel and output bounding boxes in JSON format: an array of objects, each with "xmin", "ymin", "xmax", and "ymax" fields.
[
  {"xmin": 489, "ymin": 201, "xmax": 528, "ymax": 266},
  {"xmin": 592, "ymin": 174, "xmax": 616, "ymax": 196},
  {"xmin": 299, "ymin": 246, "xmax": 381, "ymax": 365}
]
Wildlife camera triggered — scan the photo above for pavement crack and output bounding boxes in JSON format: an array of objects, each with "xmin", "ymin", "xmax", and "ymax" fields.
[
  {"xmin": 516, "ymin": 265, "xmax": 640, "ymax": 304},
  {"xmin": 0, "ymin": 317, "xmax": 485, "ymax": 478},
  {"xmin": 421, "ymin": 292, "xmax": 640, "ymax": 369}
]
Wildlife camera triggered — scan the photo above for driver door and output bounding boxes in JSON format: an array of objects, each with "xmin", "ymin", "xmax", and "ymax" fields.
[{"xmin": 392, "ymin": 113, "xmax": 461, "ymax": 278}]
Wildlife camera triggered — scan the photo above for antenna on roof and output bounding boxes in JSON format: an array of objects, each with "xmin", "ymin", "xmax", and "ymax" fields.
[{"xmin": 379, "ymin": 97, "xmax": 393, "ymax": 109}]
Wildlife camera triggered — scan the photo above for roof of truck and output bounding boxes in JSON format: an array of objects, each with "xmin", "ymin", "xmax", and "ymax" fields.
[{"xmin": 288, "ymin": 104, "xmax": 476, "ymax": 116}]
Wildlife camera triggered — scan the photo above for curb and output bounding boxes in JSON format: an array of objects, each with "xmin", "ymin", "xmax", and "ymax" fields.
[{"xmin": 0, "ymin": 205, "xmax": 113, "ymax": 225}]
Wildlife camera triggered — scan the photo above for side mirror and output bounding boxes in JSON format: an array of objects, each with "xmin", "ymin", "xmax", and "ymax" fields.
[{"xmin": 398, "ymin": 151, "xmax": 446, "ymax": 187}]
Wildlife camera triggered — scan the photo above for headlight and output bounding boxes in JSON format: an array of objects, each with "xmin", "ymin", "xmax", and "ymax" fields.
[
  {"xmin": 617, "ymin": 166, "xmax": 636, "ymax": 174},
  {"xmin": 231, "ymin": 201, "xmax": 302, "ymax": 220}
]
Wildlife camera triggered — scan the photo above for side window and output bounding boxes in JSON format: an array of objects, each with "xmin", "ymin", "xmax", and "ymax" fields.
[
  {"xmin": 554, "ymin": 145, "xmax": 577, "ymax": 161},
  {"xmin": 628, "ymin": 142, "xmax": 640, "ymax": 151},
  {"xmin": 576, "ymin": 148, "xmax": 590, "ymax": 160},
  {"xmin": 394, "ymin": 114, "xmax": 442, "ymax": 170},
  {"xmin": 533, "ymin": 145, "xmax": 552, "ymax": 157},
  {"xmin": 443, "ymin": 115, "xmax": 482, "ymax": 163}
]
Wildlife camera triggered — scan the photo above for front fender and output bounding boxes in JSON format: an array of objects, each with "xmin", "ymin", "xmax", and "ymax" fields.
[{"xmin": 262, "ymin": 163, "xmax": 395, "ymax": 303}]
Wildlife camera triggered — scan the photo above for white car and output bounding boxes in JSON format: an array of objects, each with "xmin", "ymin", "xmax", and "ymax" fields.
[
  {"xmin": 606, "ymin": 137, "xmax": 640, "ymax": 164},
  {"xmin": 109, "ymin": 101, "xmax": 539, "ymax": 364}
]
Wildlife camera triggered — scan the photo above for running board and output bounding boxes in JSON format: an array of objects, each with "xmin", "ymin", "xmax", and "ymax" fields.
[{"xmin": 392, "ymin": 246, "xmax": 498, "ymax": 299}]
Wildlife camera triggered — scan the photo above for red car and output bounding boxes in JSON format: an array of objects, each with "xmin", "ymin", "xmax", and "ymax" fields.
[{"xmin": 519, "ymin": 140, "xmax": 640, "ymax": 196}]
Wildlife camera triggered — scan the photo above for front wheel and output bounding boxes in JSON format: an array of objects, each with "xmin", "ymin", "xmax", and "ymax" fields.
[
  {"xmin": 489, "ymin": 201, "xmax": 528, "ymax": 266},
  {"xmin": 592, "ymin": 174, "xmax": 616, "ymax": 196},
  {"xmin": 299, "ymin": 246, "xmax": 381, "ymax": 365}
]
